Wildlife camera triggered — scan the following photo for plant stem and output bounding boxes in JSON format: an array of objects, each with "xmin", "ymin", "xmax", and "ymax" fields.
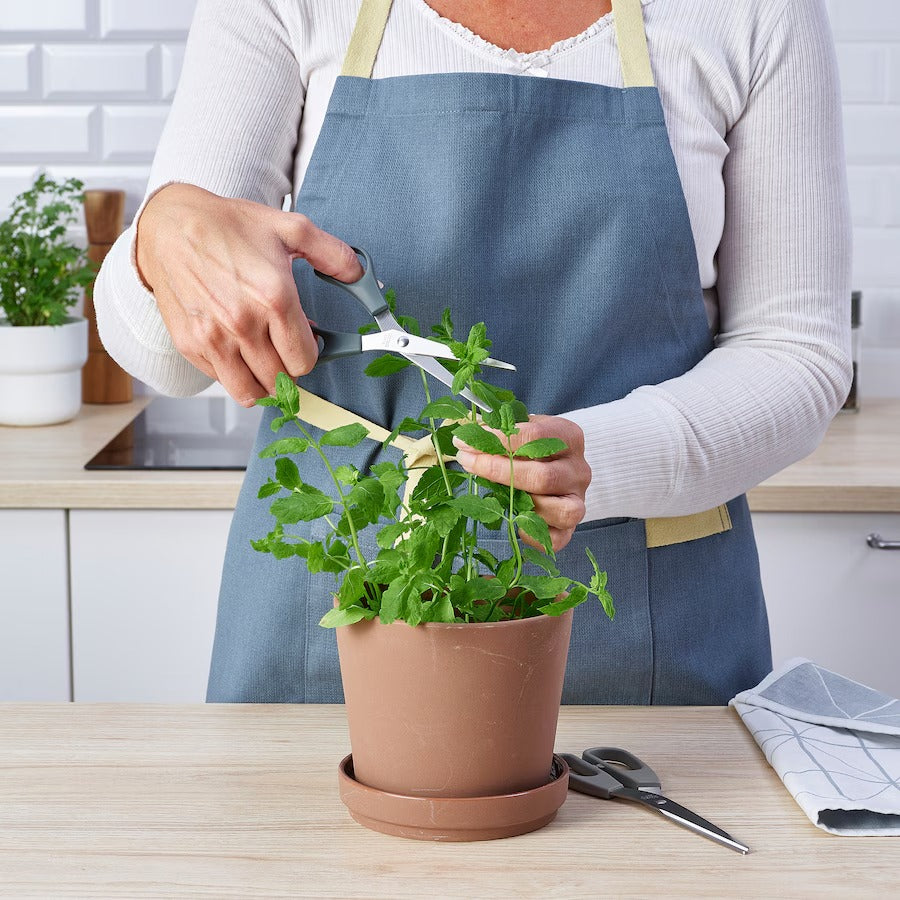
[
  {"xmin": 295, "ymin": 421, "xmax": 368, "ymax": 571},
  {"xmin": 418, "ymin": 368, "xmax": 453, "ymax": 498},
  {"xmin": 506, "ymin": 448, "xmax": 524, "ymax": 586}
]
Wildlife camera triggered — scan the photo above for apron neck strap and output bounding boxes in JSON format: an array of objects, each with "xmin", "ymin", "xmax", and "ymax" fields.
[
  {"xmin": 340, "ymin": 0, "xmax": 654, "ymax": 87},
  {"xmin": 612, "ymin": 0, "xmax": 654, "ymax": 87},
  {"xmin": 341, "ymin": 0, "xmax": 394, "ymax": 78}
]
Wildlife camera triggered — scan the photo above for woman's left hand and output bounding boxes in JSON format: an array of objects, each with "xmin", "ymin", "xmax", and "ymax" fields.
[{"xmin": 452, "ymin": 415, "xmax": 591, "ymax": 553}]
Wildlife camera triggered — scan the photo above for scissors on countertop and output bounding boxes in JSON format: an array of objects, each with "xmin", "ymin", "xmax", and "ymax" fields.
[
  {"xmin": 560, "ymin": 746, "xmax": 750, "ymax": 855},
  {"xmin": 312, "ymin": 247, "xmax": 515, "ymax": 413}
]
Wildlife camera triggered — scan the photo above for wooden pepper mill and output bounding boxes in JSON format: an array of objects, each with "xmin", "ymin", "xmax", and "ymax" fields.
[{"xmin": 82, "ymin": 189, "xmax": 132, "ymax": 403}]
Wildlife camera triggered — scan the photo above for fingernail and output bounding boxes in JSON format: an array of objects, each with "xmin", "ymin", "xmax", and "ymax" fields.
[{"xmin": 452, "ymin": 436, "xmax": 473, "ymax": 450}]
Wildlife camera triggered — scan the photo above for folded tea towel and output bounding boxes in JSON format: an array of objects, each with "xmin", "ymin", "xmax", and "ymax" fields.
[{"xmin": 730, "ymin": 658, "xmax": 900, "ymax": 835}]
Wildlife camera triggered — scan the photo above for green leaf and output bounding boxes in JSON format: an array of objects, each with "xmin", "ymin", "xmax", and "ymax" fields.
[
  {"xmin": 274, "ymin": 457, "xmax": 301, "ymax": 491},
  {"xmin": 270, "ymin": 484, "xmax": 333, "ymax": 523},
  {"xmin": 453, "ymin": 423, "xmax": 506, "ymax": 456},
  {"xmin": 259, "ymin": 437, "xmax": 310, "ymax": 457},
  {"xmin": 274, "ymin": 371, "xmax": 300, "ymax": 419},
  {"xmin": 255, "ymin": 396, "xmax": 280, "ymax": 407},
  {"xmin": 345, "ymin": 477, "xmax": 384, "ymax": 526},
  {"xmin": 514, "ymin": 438, "xmax": 568, "ymax": 459},
  {"xmin": 370, "ymin": 460, "xmax": 406, "ymax": 514},
  {"xmin": 367, "ymin": 548, "xmax": 403, "ymax": 584},
  {"xmin": 431, "ymin": 307, "xmax": 455, "ymax": 341},
  {"xmin": 406, "ymin": 522, "xmax": 441, "ymax": 571},
  {"xmin": 364, "ymin": 354, "xmax": 412, "ymax": 377},
  {"xmin": 451, "ymin": 364, "xmax": 476, "ymax": 395},
  {"xmin": 515, "ymin": 511, "xmax": 553, "ymax": 554},
  {"xmin": 429, "ymin": 503, "xmax": 461, "ymax": 538},
  {"xmin": 257, "ymin": 480, "xmax": 281, "ymax": 499},
  {"xmin": 333, "ymin": 464, "xmax": 358, "ymax": 485},
  {"xmin": 449, "ymin": 577, "xmax": 507, "ymax": 608},
  {"xmin": 522, "ymin": 545, "xmax": 559, "ymax": 576},
  {"xmin": 472, "ymin": 547, "xmax": 499, "ymax": 572},
  {"xmin": 538, "ymin": 583, "xmax": 589, "ymax": 616},
  {"xmin": 337, "ymin": 567, "xmax": 367, "ymax": 607},
  {"xmin": 410, "ymin": 466, "xmax": 465, "ymax": 509},
  {"xmin": 449, "ymin": 494, "xmax": 504, "ymax": 525},
  {"xmin": 420, "ymin": 397, "xmax": 469, "ymax": 421},
  {"xmin": 516, "ymin": 576, "xmax": 571, "ymax": 600},
  {"xmin": 320, "ymin": 423, "xmax": 369, "ymax": 447},
  {"xmin": 499, "ymin": 402, "xmax": 519, "ymax": 438},
  {"xmin": 495, "ymin": 558, "xmax": 516, "ymax": 587},
  {"xmin": 512, "ymin": 488, "xmax": 535, "ymax": 514},
  {"xmin": 319, "ymin": 605, "xmax": 375, "ymax": 628},
  {"xmin": 376, "ymin": 521, "xmax": 410, "ymax": 549},
  {"xmin": 422, "ymin": 594, "xmax": 456, "ymax": 623}
]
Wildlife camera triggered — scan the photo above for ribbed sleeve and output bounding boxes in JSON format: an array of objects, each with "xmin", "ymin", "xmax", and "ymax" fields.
[
  {"xmin": 568, "ymin": 0, "xmax": 852, "ymax": 518},
  {"xmin": 92, "ymin": 0, "xmax": 852, "ymax": 519}
]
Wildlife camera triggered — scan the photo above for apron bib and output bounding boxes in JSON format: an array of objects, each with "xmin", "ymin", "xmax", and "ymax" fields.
[{"xmin": 208, "ymin": 0, "xmax": 771, "ymax": 705}]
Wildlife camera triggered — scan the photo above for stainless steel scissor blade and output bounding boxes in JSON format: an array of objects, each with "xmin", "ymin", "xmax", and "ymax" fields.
[
  {"xmin": 314, "ymin": 247, "xmax": 515, "ymax": 412},
  {"xmin": 618, "ymin": 787, "xmax": 750, "ymax": 855}
]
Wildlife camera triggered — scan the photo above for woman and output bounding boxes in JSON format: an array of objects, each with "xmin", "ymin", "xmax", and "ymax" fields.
[{"xmin": 94, "ymin": 0, "xmax": 851, "ymax": 705}]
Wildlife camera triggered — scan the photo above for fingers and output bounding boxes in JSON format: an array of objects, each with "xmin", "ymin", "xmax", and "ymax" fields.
[
  {"xmin": 136, "ymin": 185, "xmax": 362, "ymax": 406},
  {"xmin": 276, "ymin": 212, "xmax": 364, "ymax": 283},
  {"xmin": 453, "ymin": 415, "xmax": 591, "ymax": 553}
]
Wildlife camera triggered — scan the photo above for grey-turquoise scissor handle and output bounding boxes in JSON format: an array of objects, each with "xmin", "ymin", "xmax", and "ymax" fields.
[
  {"xmin": 582, "ymin": 746, "xmax": 661, "ymax": 791},
  {"xmin": 310, "ymin": 326, "xmax": 362, "ymax": 362},
  {"xmin": 559, "ymin": 752, "xmax": 626, "ymax": 799},
  {"xmin": 313, "ymin": 246, "xmax": 388, "ymax": 317}
]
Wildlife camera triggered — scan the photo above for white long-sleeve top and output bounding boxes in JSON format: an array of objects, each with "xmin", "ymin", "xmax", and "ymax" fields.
[{"xmin": 93, "ymin": 0, "xmax": 852, "ymax": 522}]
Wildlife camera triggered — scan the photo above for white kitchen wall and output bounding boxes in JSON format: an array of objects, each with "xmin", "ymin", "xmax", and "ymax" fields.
[{"xmin": 1, "ymin": 0, "xmax": 898, "ymax": 395}]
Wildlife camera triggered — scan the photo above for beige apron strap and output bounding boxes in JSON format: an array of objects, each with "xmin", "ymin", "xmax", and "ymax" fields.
[
  {"xmin": 296, "ymin": 386, "xmax": 415, "ymax": 453},
  {"xmin": 646, "ymin": 504, "xmax": 732, "ymax": 548},
  {"xmin": 341, "ymin": 0, "xmax": 394, "ymax": 78},
  {"xmin": 612, "ymin": 0, "xmax": 655, "ymax": 88}
]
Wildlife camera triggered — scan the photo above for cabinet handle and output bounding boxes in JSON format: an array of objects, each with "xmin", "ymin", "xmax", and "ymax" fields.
[{"xmin": 866, "ymin": 533, "xmax": 900, "ymax": 550}]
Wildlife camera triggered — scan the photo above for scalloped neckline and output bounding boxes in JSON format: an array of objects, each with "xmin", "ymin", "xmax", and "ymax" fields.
[{"xmin": 409, "ymin": 0, "xmax": 636, "ymax": 66}]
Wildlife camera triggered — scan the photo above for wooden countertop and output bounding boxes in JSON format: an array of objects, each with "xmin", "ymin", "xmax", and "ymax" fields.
[
  {"xmin": 1, "ymin": 397, "xmax": 899, "ymax": 512},
  {"xmin": 0, "ymin": 704, "xmax": 895, "ymax": 898}
]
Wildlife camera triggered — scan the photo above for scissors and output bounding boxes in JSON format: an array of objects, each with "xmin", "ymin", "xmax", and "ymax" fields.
[
  {"xmin": 312, "ymin": 247, "xmax": 515, "ymax": 413},
  {"xmin": 560, "ymin": 747, "xmax": 750, "ymax": 855}
]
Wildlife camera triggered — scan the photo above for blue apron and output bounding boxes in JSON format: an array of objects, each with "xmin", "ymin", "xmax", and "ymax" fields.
[{"xmin": 207, "ymin": 0, "xmax": 771, "ymax": 705}]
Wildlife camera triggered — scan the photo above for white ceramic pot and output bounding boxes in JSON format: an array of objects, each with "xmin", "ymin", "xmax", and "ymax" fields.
[{"xmin": 0, "ymin": 316, "xmax": 89, "ymax": 426}]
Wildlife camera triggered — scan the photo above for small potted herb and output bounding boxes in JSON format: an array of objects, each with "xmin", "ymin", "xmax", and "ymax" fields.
[
  {"xmin": 254, "ymin": 301, "xmax": 614, "ymax": 840},
  {"xmin": 0, "ymin": 174, "xmax": 95, "ymax": 426}
]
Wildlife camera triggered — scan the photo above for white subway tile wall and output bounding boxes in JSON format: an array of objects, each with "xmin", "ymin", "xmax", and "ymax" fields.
[{"xmin": 0, "ymin": 0, "xmax": 898, "ymax": 392}]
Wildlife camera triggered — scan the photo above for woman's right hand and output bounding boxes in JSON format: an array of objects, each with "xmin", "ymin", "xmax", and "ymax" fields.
[{"xmin": 135, "ymin": 183, "xmax": 363, "ymax": 405}]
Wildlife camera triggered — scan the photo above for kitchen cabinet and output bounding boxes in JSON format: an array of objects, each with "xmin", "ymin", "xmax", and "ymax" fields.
[
  {"xmin": 0, "ymin": 510, "xmax": 71, "ymax": 701},
  {"xmin": 753, "ymin": 512, "xmax": 900, "ymax": 696},
  {"xmin": 69, "ymin": 509, "xmax": 232, "ymax": 702}
]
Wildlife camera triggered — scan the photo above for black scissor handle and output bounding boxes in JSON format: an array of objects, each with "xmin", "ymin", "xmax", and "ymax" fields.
[
  {"xmin": 313, "ymin": 246, "xmax": 388, "ymax": 318},
  {"xmin": 581, "ymin": 747, "xmax": 661, "ymax": 791}
]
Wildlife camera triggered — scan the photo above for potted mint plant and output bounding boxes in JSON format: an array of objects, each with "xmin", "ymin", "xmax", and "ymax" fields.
[
  {"xmin": 253, "ymin": 302, "xmax": 614, "ymax": 841},
  {"xmin": 0, "ymin": 174, "xmax": 95, "ymax": 426}
]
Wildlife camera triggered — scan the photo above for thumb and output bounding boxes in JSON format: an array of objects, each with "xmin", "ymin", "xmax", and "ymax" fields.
[{"xmin": 275, "ymin": 211, "xmax": 364, "ymax": 283}]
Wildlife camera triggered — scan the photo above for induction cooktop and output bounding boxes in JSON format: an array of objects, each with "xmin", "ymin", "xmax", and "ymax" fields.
[{"xmin": 85, "ymin": 395, "xmax": 263, "ymax": 471}]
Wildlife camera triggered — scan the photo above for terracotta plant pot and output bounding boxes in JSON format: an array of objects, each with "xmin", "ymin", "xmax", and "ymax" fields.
[{"xmin": 336, "ymin": 607, "xmax": 573, "ymax": 839}]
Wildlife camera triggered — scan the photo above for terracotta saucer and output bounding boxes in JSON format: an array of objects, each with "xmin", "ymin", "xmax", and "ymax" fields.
[{"xmin": 338, "ymin": 754, "xmax": 570, "ymax": 841}]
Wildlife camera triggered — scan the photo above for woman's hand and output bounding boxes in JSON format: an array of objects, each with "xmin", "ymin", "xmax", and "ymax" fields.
[
  {"xmin": 135, "ymin": 183, "xmax": 363, "ymax": 405},
  {"xmin": 453, "ymin": 415, "xmax": 591, "ymax": 553}
]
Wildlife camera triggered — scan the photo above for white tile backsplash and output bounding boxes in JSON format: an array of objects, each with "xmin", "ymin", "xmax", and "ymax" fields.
[
  {"xmin": 0, "ymin": 0, "xmax": 898, "ymax": 394},
  {"xmin": 0, "ymin": 105, "xmax": 94, "ymax": 158},
  {"xmin": 0, "ymin": 0, "xmax": 88, "ymax": 35},
  {"xmin": 98, "ymin": 0, "xmax": 197, "ymax": 38},
  {"xmin": 0, "ymin": 45, "xmax": 35, "ymax": 95},
  {"xmin": 42, "ymin": 43, "xmax": 153, "ymax": 98},
  {"xmin": 101, "ymin": 105, "xmax": 168, "ymax": 161}
]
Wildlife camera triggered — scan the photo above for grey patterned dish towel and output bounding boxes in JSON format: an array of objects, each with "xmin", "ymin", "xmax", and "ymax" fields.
[{"xmin": 730, "ymin": 658, "xmax": 900, "ymax": 835}]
